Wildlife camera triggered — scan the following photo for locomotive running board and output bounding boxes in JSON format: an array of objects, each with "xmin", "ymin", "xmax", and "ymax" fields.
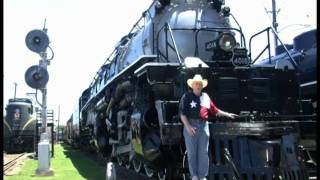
[
  {"xmin": 134, "ymin": 62, "xmax": 180, "ymax": 78},
  {"xmin": 300, "ymin": 80, "xmax": 317, "ymax": 97},
  {"xmin": 105, "ymin": 55, "xmax": 157, "ymax": 85},
  {"xmin": 81, "ymin": 55, "xmax": 157, "ymax": 112}
]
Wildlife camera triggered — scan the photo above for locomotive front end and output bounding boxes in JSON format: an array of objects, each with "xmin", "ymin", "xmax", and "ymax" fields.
[
  {"xmin": 4, "ymin": 98, "xmax": 36, "ymax": 153},
  {"xmin": 135, "ymin": 1, "xmax": 311, "ymax": 179}
]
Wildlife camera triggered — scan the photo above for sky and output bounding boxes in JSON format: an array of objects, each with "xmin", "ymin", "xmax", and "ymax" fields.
[{"xmin": 3, "ymin": 0, "xmax": 316, "ymax": 125}]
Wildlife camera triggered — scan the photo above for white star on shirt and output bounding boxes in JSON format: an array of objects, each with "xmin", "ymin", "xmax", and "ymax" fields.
[{"xmin": 190, "ymin": 100, "xmax": 197, "ymax": 108}]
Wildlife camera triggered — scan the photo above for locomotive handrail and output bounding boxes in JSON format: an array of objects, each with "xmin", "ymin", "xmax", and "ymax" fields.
[
  {"xmin": 230, "ymin": 13, "xmax": 243, "ymax": 37},
  {"xmin": 249, "ymin": 27, "xmax": 300, "ymax": 71},
  {"xmin": 157, "ymin": 25, "xmax": 246, "ymax": 64},
  {"xmin": 166, "ymin": 23, "xmax": 183, "ymax": 65},
  {"xmin": 269, "ymin": 25, "xmax": 304, "ymax": 115},
  {"xmin": 249, "ymin": 27, "xmax": 272, "ymax": 64},
  {"xmin": 156, "ymin": 23, "xmax": 185, "ymax": 65},
  {"xmin": 249, "ymin": 26, "xmax": 305, "ymax": 114},
  {"xmin": 194, "ymin": 27, "xmax": 246, "ymax": 57},
  {"xmin": 87, "ymin": 1, "xmax": 158, "ymax": 89},
  {"xmin": 191, "ymin": 25, "xmax": 246, "ymax": 48},
  {"xmin": 268, "ymin": 26, "xmax": 300, "ymax": 71},
  {"xmin": 126, "ymin": 1, "xmax": 157, "ymax": 35},
  {"xmin": 81, "ymin": 55, "xmax": 156, "ymax": 112}
]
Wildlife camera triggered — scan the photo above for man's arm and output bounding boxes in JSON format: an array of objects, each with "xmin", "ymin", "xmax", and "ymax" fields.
[
  {"xmin": 216, "ymin": 109, "xmax": 238, "ymax": 119},
  {"xmin": 209, "ymin": 99, "xmax": 238, "ymax": 119},
  {"xmin": 180, "ymin": 114, "xmax": 196, "ymax": 136}
]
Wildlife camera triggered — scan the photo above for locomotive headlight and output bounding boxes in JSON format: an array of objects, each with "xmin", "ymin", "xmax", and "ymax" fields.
[{"xmin": 218, "ymin": 33, "xmax": 236, "ymax": 52}]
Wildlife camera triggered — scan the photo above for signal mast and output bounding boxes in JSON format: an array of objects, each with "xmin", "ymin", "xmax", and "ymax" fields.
[{"xmin": 24, "ymin": 19, "xmax": 54, "ymax": 176}]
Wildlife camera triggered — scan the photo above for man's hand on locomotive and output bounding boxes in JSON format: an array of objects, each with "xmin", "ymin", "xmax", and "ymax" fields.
[
  {"xmin": 227, "ymin": 112, "xmax": 239, "ymax": 119},
  {"xmin": 217, "ymin": 110, "xmax": 239, "ymax": 119}
]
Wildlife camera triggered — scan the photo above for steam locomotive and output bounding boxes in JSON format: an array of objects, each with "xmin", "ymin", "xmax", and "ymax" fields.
[
  {"xmin": 254, "ymin": 28, "xmax": 317, "ymax": 107},
  {"xmin": 4, "ymin": 98, "xmax": 36, "ymax": 153},
  {"xmin": 68, "ymin": 0, "xmax": 316, "ymax": 179},
  {"xmin": 252, "ymin": 28, "xmax": 317, "ymax": 178}
]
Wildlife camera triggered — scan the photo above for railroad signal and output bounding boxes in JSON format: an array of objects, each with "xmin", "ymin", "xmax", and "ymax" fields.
[
  {"xmin": 25, "ymin": 65, "xmax": 49, "ymax": 89},
  {"xmin": 24, "ymin": 20, "xmax": 54, "ymax": 176},
  {"xmin": 25, "ymin": 29, "xmax": 49, "ymax": 54}
]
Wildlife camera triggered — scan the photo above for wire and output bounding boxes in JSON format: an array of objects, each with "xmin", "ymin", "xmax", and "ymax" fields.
[
  {"xmin": 47, "ymin": 46, "xmax": 54, "ymax": 60},
  {"xmin": 35, "ymin": 89, "xmax": 43, "ymax": 107}
]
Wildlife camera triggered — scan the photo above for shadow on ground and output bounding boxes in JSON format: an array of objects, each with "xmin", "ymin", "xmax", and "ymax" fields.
[{"xmin": 61, "ymin": 143, "xmax": 105, "ymax": 180}]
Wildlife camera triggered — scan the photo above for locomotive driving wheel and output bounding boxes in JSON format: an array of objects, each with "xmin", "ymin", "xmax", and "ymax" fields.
[
  {"xmin": 116, "ymin": 155, "xmax": 131, "ymax": 169},
  {"xmin": 144, "ymin": 164, "xmax": 155, "ymax": 178},
  {"xmin": 116, "ymin": 156, "xmax": 124, "ymax": 166},
  {"xmin": 157, "ymin": 168, "xmax": 167, "ymax": 180},
  {"xmin": 125, "ymin": 159, "xmax": 131, "ymax": 169},
  {"xmin": 124, "ymin": 154, "xmax": 131, "ymax": 169},
  {"xmin": 132, "ymin": 158, "xmax": 142, "ymax": 173}
]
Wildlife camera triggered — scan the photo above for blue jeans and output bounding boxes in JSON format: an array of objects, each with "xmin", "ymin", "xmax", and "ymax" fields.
[{"xmin": 183, "ymin": 119, "xmax": 210, "ymax": 178}]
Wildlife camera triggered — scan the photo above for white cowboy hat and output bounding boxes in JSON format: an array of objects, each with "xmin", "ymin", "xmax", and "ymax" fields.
[{"xmin": 187, "ymin": 74, "xmax": 208, "ymax": 88}]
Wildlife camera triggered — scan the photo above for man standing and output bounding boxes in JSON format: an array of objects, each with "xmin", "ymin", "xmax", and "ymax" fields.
[{"xmin": 179, "ymin": 74, "xmax": 238, "ymax": 180}]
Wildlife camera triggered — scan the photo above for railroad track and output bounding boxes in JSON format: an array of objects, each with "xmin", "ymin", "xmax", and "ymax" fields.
[{"xmin": 3, "ymin": 153, "xmax": 26, "ymax": 175}]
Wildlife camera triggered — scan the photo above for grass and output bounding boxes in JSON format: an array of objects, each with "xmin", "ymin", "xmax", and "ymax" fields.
[{"xmin": 4, "ymin": 144, "xmax": 105, "ymax": 180}]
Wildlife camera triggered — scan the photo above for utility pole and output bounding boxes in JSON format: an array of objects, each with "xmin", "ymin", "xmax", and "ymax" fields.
[
  {"xmin": 271, "ymin": 0, "xmax": 279, "ymax": 48},
  {"xmin": 57, "ymin": 105, "xmax": 60, "ymax": 142},
  {"xmin": 13, "ymin": 82, "xmax": 18, "ymax": 100}
]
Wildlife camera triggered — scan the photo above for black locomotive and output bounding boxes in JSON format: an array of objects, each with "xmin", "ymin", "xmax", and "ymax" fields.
[
  {"xmin": 252, "ymin": 27, "xmax": 317, "ymax": 178},
  {"xmin": 4, "ymin": 98, "xmax": 36, "ymax": 153},
  {"xmin": 254, "ymin": 28, "xmax": 317, "ymax": 106},
  {"xmin": 67, "ymin": 0, "xmax": 316, "ymax": 179}
]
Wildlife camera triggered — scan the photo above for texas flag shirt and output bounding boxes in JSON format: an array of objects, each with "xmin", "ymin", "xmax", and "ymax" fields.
[{"xmin": 179, "ymin": 92, "xmax": 220, "ymax": 121}]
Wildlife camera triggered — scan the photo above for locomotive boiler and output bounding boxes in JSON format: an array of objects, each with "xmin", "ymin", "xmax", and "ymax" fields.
[
  {"xmin": 68, "ymin": 0, "xmax": 316, "ymax": 179},
  {"xmin": 4, "ymin": 98, "xmax": 36, "ymax": 153}
]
